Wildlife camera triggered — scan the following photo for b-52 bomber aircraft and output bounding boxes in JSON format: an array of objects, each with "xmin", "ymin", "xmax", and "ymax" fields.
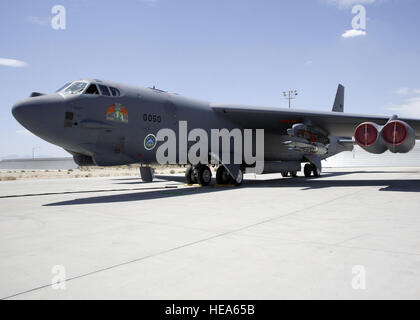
[{"xmin": 12, "ymin": 79, "xmax": 420, "ymax": 186}]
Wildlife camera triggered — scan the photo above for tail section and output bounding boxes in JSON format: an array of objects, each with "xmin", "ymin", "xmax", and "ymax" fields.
[{"xmin": 332, "ymin": 84, "xmax": 344, "ymax": 112}]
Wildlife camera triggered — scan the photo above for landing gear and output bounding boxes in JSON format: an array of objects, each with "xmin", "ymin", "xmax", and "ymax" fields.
[
  {"xmin": 304, "ymin": 164, "xmax": 312, "ymax": 177},
  {"xmin": 140, "ymin": 166, "xmax": 154, "ymax": 182},
  {"xmin": 185, "ymin": 166, "xmax": 195, "ymax": 184},
  {"xmin": 185, "ymin": 165, "xmax": 212, "ymax": 186},
  {"xmin": 304, "ymin": 163, "xmax": 321, "ymax": 178},
  {"xmin": 196, "ymin": 165, "xmax": 212, "ymax": 186},
  {"xmin": 216, "ymin": 165, "xmax": 231, "ymax": 184},
  {"xmin": 234, "ymin": 168, "xmax": 244, "ymax": 186},
  {"xmin": 216, "ymin": 165, "xmax": 243, "ymax": 186},
  {"xmin": 282, "ymin": 171, "xmax": 298, "ymax": 178},
  {"xmin": 313, "ymin": 165, "xmax": 321, "ymax": 177},
  {"xmin": 185, "ymin": 164, "xmax": 243, "ymax": 186}
]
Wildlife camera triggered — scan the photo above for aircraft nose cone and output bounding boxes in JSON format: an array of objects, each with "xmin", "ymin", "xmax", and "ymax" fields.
[
  {"xmin": 12, "ymin": 100, "xmax": 32, "ymax": 126},
  {"xmin": 12, "ymin": 94, "xmax": 65, "ymax": 140}
]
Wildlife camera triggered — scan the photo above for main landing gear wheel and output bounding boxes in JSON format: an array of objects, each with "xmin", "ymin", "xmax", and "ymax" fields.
[
  {"xmin": 185, "ymin": 165, "xmax": 212, "ymax": 185},
  {"xmin": 304, "ymin": 164, "xmax": 321, "ymax": 177},
  {"xmin": 196, "ymin": 165, "xmax": 212, "ymax": 186},
  {"xmin": 216, "ymin": 165, "xmax": 243, "ymax": 186},
  {"xmin": 140, "ymin": 166, "xmax": 154, "ymax": 182},
  {"xmin": 304, "ymin": 164, "xmax": 313, "ymax": 177},
  {"xmin": 281, "ymin": 171, "xmax": 298, "ymax": 178},
  {"xmin": 234, "ymin": 169, "xmax": 243, "ymax": 186},
  {"xmin": 185, "ymin": 166, "xmax": 195, "ymax": 184},
  {"xmin": 216, "ymin": 165, "xmax": 230, "ymax": 185},
  {"xmin": 312, "ymin": 165, "xmax": 321, "ymax": 177}
]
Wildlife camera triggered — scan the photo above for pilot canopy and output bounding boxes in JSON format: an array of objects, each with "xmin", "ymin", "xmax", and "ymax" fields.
[{"xmin": 56, "ymin": 81, "xmax": 121, "ymax": 97}]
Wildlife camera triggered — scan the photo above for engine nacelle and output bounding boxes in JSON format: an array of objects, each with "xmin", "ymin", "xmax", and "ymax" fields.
[
  {"xmin": 381, "ymin": 120, "xmax": 415, "ymax": 153},
  {"xmin": 73, "ymin": 154, "xmax": 95, "ymax": 166},
  {"xmin": 354, "ymin": 122, "xmax": 387, "ymax": 154}
]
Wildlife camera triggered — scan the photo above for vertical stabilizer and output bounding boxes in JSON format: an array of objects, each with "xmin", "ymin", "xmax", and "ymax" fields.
[{"xmin": 332, "ymin": 84, "xmax": 344, "ymax": 112}]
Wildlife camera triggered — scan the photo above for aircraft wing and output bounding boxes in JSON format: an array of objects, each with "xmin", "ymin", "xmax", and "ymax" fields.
[{"xmin": 211, "ymin": 104, "xmax": 420, "ymax": 138}]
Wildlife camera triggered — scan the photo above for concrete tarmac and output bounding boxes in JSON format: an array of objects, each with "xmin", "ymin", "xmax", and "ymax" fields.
[{"xmin": 1, "ymin": 167, "xmax": 420, "ymax": 299}]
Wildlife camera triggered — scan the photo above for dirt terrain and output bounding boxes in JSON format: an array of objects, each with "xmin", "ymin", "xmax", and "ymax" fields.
[{"xmin": 0, "ymin": 165, "xmax": 187, "ymax": 181}]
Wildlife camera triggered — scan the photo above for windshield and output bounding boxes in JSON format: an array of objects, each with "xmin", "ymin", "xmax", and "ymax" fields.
[
  {"xmin": 63, "ymin": 82, "xmax": 87, "ymax": 94},
  {"xmin": 55, "ymin": 82, "xmax": 71, "ymax": 92}
]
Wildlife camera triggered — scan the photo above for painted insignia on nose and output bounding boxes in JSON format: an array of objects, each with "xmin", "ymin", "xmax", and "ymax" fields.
[
  {"xmin": 106, "ymin": 103, "xmax": 128, "ymax": 123},
  {"xmin": 144, "ymin": 134, "xmax": 157, "ymax": 150}
]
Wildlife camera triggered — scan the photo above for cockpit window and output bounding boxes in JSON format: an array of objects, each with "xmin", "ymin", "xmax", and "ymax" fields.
[
  {"xmin": 85, "ymin": 84, "xmax": 99, "ymax": 95},
  {"xmin": 109, "ymin": 87, "xmax": 121, "ymax": 97},
  {"xmin": 98, "ymin": 85, "xmax": 111, "ymax": 96},
  {"xmin": 55, "ymin": 82, "xmax": 71, "ymax": 92},
  {"xmin": 64, "ymin": 82, "xmax": 87, "ymax": 94}
]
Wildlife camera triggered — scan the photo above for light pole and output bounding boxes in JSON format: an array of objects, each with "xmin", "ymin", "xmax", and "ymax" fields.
[
  {"xmin": 32, "ymin": 147, "xmax": 40, "ymax": 160},
  {"xmin": 283, "ymin": 90, "xmax": 298, "ymax": 109}
]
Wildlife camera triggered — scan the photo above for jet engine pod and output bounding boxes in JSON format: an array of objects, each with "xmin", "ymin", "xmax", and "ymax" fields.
[
  {"xmin": 354, "ymin": 122, "xmax": 387, "ymax": 154},
  {"xmin": 381, "ymin": 120, "xmax": 415, "ymax": 153},
  {"xmin": 73, "ymin": 154, "xmax": 95, "ymax": 166},
  {"xmin": 92, "ymin": 151, "xmax": 135, "ymax": 166}
]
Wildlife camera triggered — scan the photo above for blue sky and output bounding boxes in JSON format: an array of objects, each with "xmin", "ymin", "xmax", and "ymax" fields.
[{"xmin": 1, "ymin": 0, "xmax": 420, "ymax": 158}]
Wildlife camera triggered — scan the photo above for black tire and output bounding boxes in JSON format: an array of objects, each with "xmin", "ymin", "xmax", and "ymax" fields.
[
  {"xmin": 281, "ymin": 171, "xmax": 289, "ymax": 178},
  {"xmin": 185, "ymin": 166, "xmax": 194, "ymax": 184},
  {"xmin": 196, "ymin": 165, "xmax": 212, "ymax": 186},
  {"xmin": 312, "ymin": 164, "xmax": 321, "ymax": 177},
  {"xmin": 304, "ymin": 164, "xmax": 312, "ymax": 177},
  {"xmin": 290, "ymin": 171, "xmax": 298, "ymax": 178},
  {"xmin": 230, "ymin": 168, "xmax": 243, "ymax": 186},
  {"xmin": 216, "ymin": 166, "xmax": 230, "ymax": 184}
]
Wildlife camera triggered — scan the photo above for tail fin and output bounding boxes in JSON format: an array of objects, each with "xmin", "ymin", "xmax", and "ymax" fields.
[{"xmin": 332, "ymin": 84, "xmax": 344, "ymax": 112}]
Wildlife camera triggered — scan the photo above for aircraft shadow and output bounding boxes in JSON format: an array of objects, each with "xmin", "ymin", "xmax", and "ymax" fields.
[
  {"xmin": 44, "ymin": 171, "xmax": 420, "ymax": 206},
  {"xmin": 114, "ymin": 175, "xmax": 185, "ymax": 185},
  {"xmin": 44, "ymin": 182, "xmax": 225, "ymax": 206},
  {"xmin": 113, "ymin": 171, "xmax": 418, "ymax": 185},
  {"xmin": 244, "ymin": 178, "xmax": 420, "ymax": 192}
]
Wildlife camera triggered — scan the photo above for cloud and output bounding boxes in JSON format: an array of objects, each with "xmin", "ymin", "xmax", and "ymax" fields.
[
  {"xmin": 323, "ymin": 0, "xmax": 379, "ymax": 9},
  {"xmin": 27, "ymin": 16, "xmax": 50, "ymax": 26},
  {"xmin": 16, "ymin": 129, "xmax": 34, "ymax": 136},
  {"xmin": 0, "ymin": 58, "xmax": 28, "ymax": 68},
  {"xmin": 139, "ymin": 0, "xmax": 158, "ymax": 6},
  {"xmin": 388, "ymin": 96, "xmax": 420, "ymax": 118},
  {"xmin": 396, "ymin": 87, "xmax": 410, "ymax": 95},
  {"xmin": 341, "ymin": 29, "xmax": 367, "ymax": 38},
  {"xmin": 394, "ymin": 87, "xmax": 420, "ymax": 95},
  {"xmin": 305, "ymin": 60, "xmax": 313, "ymax": 65}
]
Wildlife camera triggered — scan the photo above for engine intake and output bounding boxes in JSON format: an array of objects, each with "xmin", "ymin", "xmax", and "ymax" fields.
[
  {"xmin": 354, "ymin": 120, "xmax": 416, "ymax": 154},
  {"xmin": 354, "ymin": 122, "xmax": 387, "ymax": 154},
  {"xmin": 382, "ymin": 120, "xmax": 415, "ymax": 153},
  {"xmin": 73, "ymin": 154, "xmax": 95, "ymax": 166}
]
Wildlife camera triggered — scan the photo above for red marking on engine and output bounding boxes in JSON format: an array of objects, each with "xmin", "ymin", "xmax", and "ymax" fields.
[
  {"xmin": 382, "ymin": 121, "xmax": 408, "ymax": 146},
  {"xmin": 354, "ymin": 123, "xmax": 378, "ymax": 146}
]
